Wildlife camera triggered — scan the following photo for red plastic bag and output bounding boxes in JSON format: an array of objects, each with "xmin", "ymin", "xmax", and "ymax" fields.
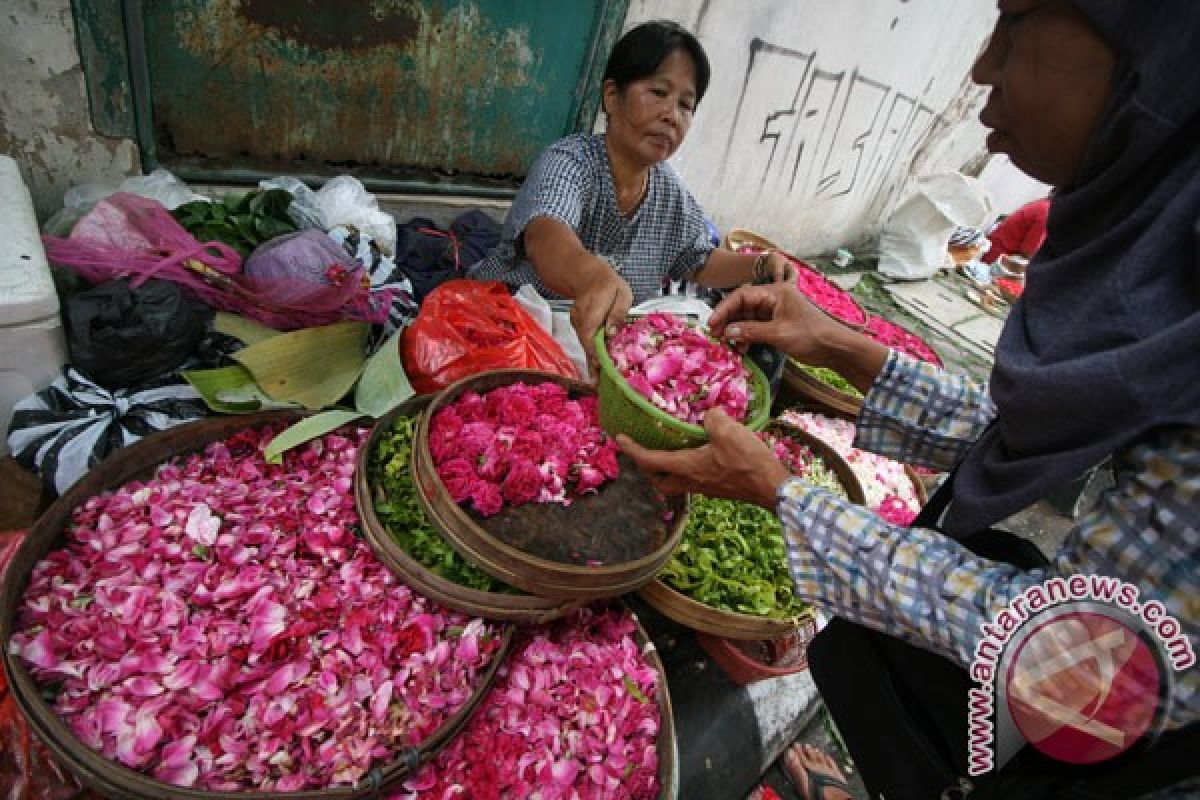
[
  {"xmin": 42, "ymin": 193, "xmax": 391, "ymax": 330},
  {"xmin": 0, "ymin": 531, "xmax": 85, "ymax": 800},
  {"xmin": 401, "ymin": 280, "xmax": 579, "ymax": 393}
]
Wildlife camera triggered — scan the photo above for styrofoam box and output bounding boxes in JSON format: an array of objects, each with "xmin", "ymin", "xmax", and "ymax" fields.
[{"xmin": 0, "ymin": 155, "xmax": 67, "ymax": 457}]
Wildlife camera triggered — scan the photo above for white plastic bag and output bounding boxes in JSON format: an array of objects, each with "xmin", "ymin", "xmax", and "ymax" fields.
[
  {"xmin": 43, "ymin": 169, "xmax": 208, "ymax": 235},
  {"xmin": 878, "ymin": 173, "xmax": 992, "ymax": 281},
  {"xmin": 513, "ymin": 285, "xmax": 587, "ymax": 380},
  {"xmin": 311, "ymin": 176, "xmax": 397, "ymax": 255}
]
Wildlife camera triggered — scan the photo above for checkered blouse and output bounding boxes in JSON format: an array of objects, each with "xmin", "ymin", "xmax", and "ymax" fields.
[
  {"xmin": 467, "ymin": 133, "xmax": 714, "ymax": 304},
  {"xmin": 780, "ymin": 351, "xmax": 1199, "ymax": 730}
]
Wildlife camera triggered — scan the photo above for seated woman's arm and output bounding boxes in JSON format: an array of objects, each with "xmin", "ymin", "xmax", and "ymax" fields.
[{"xmin": 782, "ymin": 425, "xmax": 1199, "ymax": 728}]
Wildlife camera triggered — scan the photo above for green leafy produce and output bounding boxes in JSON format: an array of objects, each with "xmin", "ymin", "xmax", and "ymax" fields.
[
  {"xmin": 368, "ymin": 415, "xmax": 512, "ymax": 593},
  {"xmin": 660, "ymin": 496, "xmax": 809, "ymax": 619},
  {"xmin": 173, "ymin": 188, "xmax": 298, "ymax": 256},
  {"xmin": 795, "ymin": 361, "xmax": 865, "ymax": 399}
]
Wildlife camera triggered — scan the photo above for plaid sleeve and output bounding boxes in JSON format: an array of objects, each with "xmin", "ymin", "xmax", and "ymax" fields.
[
  {"xmin": 854, "ymin": 350, "xmax": 997, "ymax": 470},
  {"xmin": 779, "ymin": 426, "xmax": 1200, "ymax": 730}
]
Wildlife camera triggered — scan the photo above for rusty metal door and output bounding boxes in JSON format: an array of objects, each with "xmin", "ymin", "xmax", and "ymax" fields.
[{"xmin": 73, "ymin": 0, "xmax": 629, "ymax": 196}]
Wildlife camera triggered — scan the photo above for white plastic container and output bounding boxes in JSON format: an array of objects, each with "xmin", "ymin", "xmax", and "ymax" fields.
[{"xmin": 0, "ymin": 155, "xmax": 67, "ymax": 457}]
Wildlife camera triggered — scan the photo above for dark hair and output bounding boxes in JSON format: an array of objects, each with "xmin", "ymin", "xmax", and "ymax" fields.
[{"xmin": 602, "ymin": 20, "xmax": 711, "ymax": 106}]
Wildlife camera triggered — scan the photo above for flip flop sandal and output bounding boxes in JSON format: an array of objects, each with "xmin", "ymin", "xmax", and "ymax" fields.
[{"xmin": 782, "ymin": 758, "xmax": 853, "ymax": 800}]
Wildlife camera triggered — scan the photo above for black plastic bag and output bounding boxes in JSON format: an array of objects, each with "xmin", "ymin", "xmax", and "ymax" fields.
[
  {"xmin": 394, "ymin": 217, "xmax": 463, "ymax": 304},
  {"xmin": 64, "ymin": 278, "xmax": 212, "ymax": 389}
]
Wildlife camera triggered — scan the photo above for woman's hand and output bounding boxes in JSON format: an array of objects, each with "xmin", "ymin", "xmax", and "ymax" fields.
[
  {"xmin": 762, "ymin": 251, "xmax": 797, "ymax": 284},
  {"xmin": 616, "ymin": 409, "xmax": 790, "ymax": 508},
  {"xmin": 709, "ymin": 283, "xmax": 891, "ymax": 393},
  {"xmin": 571, "ymin": 268, "xmax": 633, "ymax": 377},
  {"xmin": 707, "ymin": 282, "xmax": 843, "ymax": 364}
]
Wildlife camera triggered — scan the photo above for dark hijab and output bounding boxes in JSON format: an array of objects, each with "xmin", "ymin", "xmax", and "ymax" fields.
[{"xmin": 943, "ymin": 0, "xmax": 1200, "ymax": 536}]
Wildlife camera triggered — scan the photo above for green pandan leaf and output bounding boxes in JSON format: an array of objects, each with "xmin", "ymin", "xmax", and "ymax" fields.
[
  {"xmin": 233, "ymin": 321, "xmax": 368, "ymax": 410},
  {"xmin": 182, "ymin": 364, "xmax": 298, "ymax": 414},
  {"xmin": 354, "ymin": 330, "xmax": 413, "ymax": 418},
  {"xmin": 263, "ymin": 409, "xmax": 365, "ymax": 464}
]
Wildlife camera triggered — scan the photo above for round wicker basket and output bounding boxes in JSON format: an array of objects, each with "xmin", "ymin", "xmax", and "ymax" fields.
[
  {"xmin": 779, "ymin": 360, "xmax": 865, "ymax": 416},
  {"xmin": 0, "ymin": 411, "xmax": 513, "ymax": 799},
  {"xmin": 412, "ymin": 369, "xmax": 688, "ymax": 601},
  {"xmin": 356, "ymin": 397, "xmax": 583, "ymax": 624},
  {"xmin": 639, "ymin": 423, "xmax": 864, "ymax": 640}
]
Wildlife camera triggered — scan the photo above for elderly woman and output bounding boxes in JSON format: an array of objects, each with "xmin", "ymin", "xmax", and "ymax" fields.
[
  {"xmin": 468, "ymin": 20, "xmax": 793, "ymax": 373},
  {"xmin": 621, "ymin": 2, "xmax": 1198, "ymax": 798}
]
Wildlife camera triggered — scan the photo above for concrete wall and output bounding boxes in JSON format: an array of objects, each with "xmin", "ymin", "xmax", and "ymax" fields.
[
  {"xmin": 626, "ymin": 0, "xmax": 998, "ymax": 256},
  {"xmin": 0, "ymin": 0, "xmax": 139, "ymax": 222},
  {"xmin": 2, "ymin": 0, "xmax": 999, "ymax": 256}
]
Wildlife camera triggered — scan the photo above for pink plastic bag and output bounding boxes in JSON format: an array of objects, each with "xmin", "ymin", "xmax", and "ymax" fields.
[{"xmin": 43, "ymin": 193, "xmax": 392, "ymax": 330}]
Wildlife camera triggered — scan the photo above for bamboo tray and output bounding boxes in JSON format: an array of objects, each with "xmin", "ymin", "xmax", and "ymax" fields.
[
  {"xmin": 639, "ymin": 423, "xmax": 865, "ymax": 640},
  {"xmin": 0, "ymin": 411, "xmax": 512, "ymax": 800},
  {"xmin": 356, "ymin": 397, "xmax": 582, "ymax": 624},
  {"xmin": 779, "ymin": 359, "xmax": 865, "ymax": 416},
  {"xmin": 412, "ymin": 369, "xmax": 688, "ymax": 601},
  {"xmin": 631, "ymin": 608, "xmax": 679, "ymax": 800},
  {"xmin": 778, "ymin": 403, "xmax": 930, "ymax": 510},
  {"xmin": 723, "ymin": 227, "xmax": 782, "ymax": 254}
]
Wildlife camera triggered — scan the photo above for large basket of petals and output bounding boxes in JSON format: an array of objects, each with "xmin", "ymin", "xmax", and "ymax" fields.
[
  {"xmin": 595, "ymin": 313, "xmax": 772, "ymax": 451},
  {"xmin": 639, "ymin": 422, "xmax": 864, "ymax": 641},
  {"xmin": 1, "ymin": 411, "xmax": 513, "ymax": 799},
  {"xmin": 390, "ymin": 603, "xmax": 677, "ymax": 799},
  {"xmin": 356, "ymin": 396, "xmax": 583, "ymax": 624},
  {"xmin": 410, "ymin": 369, "xmax": 689, "ymax": 601}
]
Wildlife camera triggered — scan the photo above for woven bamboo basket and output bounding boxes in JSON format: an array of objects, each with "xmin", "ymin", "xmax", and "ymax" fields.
[
  {"xmin": 412, "ymin": 369, "xmax": 688, "ymax": 601},
  {"xmin": 779, "ymin": 359, "xmax": 865, "ymax": 416},
  {"xmin": 639, "ymin": 423, "xmax": 865, "ymax": 640},
  {"xmin": 777, "ymin": 403, "xmax": 930, "ymax": 509},
  {"xmin": 630, "ymin": 608, "xmax": 679, "ymax": 799},
  {"xmin": 0, "ymin": 411, "xmax": 513, "ymax": 800},
  {"xmin": 356, "ymin": 397, "xmax": 582, "ymax": 624},
  {"xmin": 723, "ymin": 227, "xmax": 782, "ymax": 254}
]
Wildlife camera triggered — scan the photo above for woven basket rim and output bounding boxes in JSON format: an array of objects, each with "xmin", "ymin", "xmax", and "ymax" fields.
[
  {"xmin": 356, "ymin": 402, "xmax": 584, "ymax": 623},
  {"xmin": 0, "ymin": 411, "xmax": 513, "ymax": 799},
  {"xmin": 411, "ymin": 369, "xmax": 689, "ymax": 599},
  {"xmin": 724, "ymin": 227, "xmax": 782, "ymax": 253},
  {"xmin": 593, "ymin": 323, "xmax": 772, "ymax": 439}
]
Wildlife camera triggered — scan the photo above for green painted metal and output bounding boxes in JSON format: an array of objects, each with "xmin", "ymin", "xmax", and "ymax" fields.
[
  {"xmin": 72, "ymin": 0, "xmax": 630, "ymax": 196},
  {"xmin": 71, "ymin": 0, "xmax": 134, "ymax": 137}
]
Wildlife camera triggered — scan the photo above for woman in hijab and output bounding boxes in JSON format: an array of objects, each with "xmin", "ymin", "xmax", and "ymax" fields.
[{"xmin": 620, "ymin": 2, "xmax": 1199, "ymax": 798}]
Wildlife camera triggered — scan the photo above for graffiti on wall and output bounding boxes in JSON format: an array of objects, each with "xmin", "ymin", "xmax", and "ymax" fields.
[{"xmin": 720, "ymin": 37, "xmax": 939, "ymax": 216}]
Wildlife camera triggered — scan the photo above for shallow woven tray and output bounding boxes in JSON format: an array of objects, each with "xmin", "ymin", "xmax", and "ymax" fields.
[
  {"xmin": 356, "ymin": 397, "xmax": 583, "ymax": 624},
  {"xmin": 412, "ymin": 369, "xmax": 688, "ymax": 601},
  {"xmin": 0, "ymin": 411, "xmax": 513, "ymax": 799},
  {"xmin": 639, "ymin": 423, "xmax": 865, "ymax": 640}
]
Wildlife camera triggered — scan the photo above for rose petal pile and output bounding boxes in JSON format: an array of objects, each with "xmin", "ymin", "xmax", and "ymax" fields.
[
  {"xmin": 863, "ymin": 315, "xmax": 943, "ymax": 366},
  {"xmin": 429, "ymin": 383, "xmax": 620, "ymax": 518},
  {"xmin": 9, "ymin": 425, "xmax": 503, "ymax": 791},
  {"xmin": 737, "ymin": 247, "xmax": 867, "ymax": 327},
  {"xmin": 779, "ymin": 410, "xmax": 921, "ymax": 525},
  {"xmin": 393, "ymin": 607, "xmax": 662, "ymax": 800},
  {"xmin": 758, "ymin": 429, "xmax": 848, "ymax": 497},
  {"xmin": 609, "ymin": 312, "xmax": 752, "ymax": 426}
]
